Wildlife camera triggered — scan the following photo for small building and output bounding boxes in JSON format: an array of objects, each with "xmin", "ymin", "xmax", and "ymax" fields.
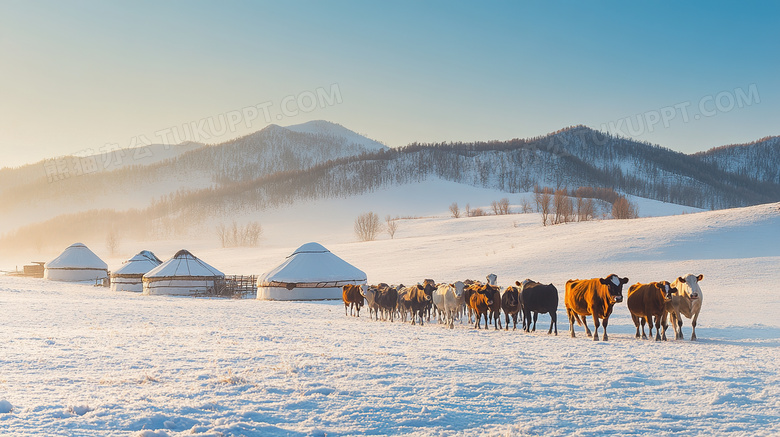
[
  {"xmin": 142, "ymin": 249, "xmax": 224, "ymax": 296},
  {"xmin": 257, "ymin": 242, "xmax": 367, "ymax": 301},
  {"xmin": 44, "ymin": 243, "xmax": 108, "ymax": 282},
  {"xmin": 111, "ymin": 250, "xmax": 163, "ymax": 292}
]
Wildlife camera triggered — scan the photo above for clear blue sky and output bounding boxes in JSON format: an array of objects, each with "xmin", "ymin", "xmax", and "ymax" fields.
[{"xmin": 1, "ymin": 1, "xmax": 778, "ymax": 167}]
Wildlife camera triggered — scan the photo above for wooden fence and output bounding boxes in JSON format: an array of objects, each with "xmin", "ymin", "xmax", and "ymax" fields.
[{"xmin": 210, "ymin": 275, "xmax": 257, "ymax": 298}]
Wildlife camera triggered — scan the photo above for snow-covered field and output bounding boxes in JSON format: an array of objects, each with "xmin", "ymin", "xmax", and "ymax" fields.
[{"xmin": 1, "ymin": 202, "xmax": 779, "ymax": 436}]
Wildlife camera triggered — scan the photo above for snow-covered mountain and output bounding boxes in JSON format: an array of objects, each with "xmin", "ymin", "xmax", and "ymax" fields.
[
  {"xmin": 695, "ymin": 135, "xmax": 780, "ymax": 184},
  {"xmin": 286, "ymin": 120, "xmax": 387, "ymax": 151},
  {"xmin": 2, "ymin": 122, "xmax": 779, "ymax": 255},
  {"xmin": 0, "ymin": 121, "xmax": 388, "ymax": 233}
]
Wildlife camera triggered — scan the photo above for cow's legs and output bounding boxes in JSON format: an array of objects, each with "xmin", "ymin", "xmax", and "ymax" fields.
[
  {"xmin": 632, "ymin": 314, "xmax": 641, "ymax": 338},
  {"xmin": 592, "ymin": 316, "xmax": 601, "ymax": 341},
  {"xmin": 653, "ymin": 315, "xmax": 662, "ymax": 341},
  {"xmin": 583, "ymin": 316, "xmax": 593, "ymax": 338},
  {"xmin": 659, "ymin": 313, "xmax": 668, "ymax": 341},
  {"xmin": 690, "ymin": 311, "xmax": 699, "ymax": 341},
  {"xmin": 639, "ymin": 317, "xmax": 647, "ymax": 339},
  {"xmin": 676, "ymin": 313, "xmax": 684, "ymax": 340},
  {"xmin": 566, "ymin": 308, "xmax": 576, "ymax": 338},
  {"xmin": 505, "ymin": 313, "xmax": 510, "ymax": 331},
  {"xmin": 549, "ymin": 311, "xmax": 558, "ymax": 336},
  {"xmin": 532, "ymin": 313, "xmax": 538, "ymax": 332},
  {"xmin": 601, "ymin": 317, "xmax": 610, "ymax": 341},
  {"xmin": 667, "ymin": 311, "xmax": 680, "ymax": 339}
]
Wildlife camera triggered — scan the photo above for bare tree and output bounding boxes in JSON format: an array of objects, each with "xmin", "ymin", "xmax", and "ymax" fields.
[
  {"xmin": 520, "ymin": 198, "xmax": 533, "ymax": 213},
  {"xmin": 385, "ymin": 215, "xmax": 398, "ymax": 239},
  {"xmin": 449, "ymin": 202, "xmax": 460, "ymax": 218},
  {"xmin": 576, "ymin": 196, "xmax": 595, "ymax": 222},
  {"xmin": 465, "ymin": 203, "xmax": 471, "ymax": 217},
  {"xmin": 106, "ymin": 230, "xmax": 119, "ymax": 256},
  {"xmin": 534, "ymin": 186, "xmax": 552, "ymax": 226},
  {"xmin": 244, "ymin": 221, "xmax": 263, "ymax": 246},
  {"xmin": 230, "ymin": 221, "xmax": 240, "ymax": 247},
  {"xmin": 217, "ymin": 221, "xmax": 262, "ymax": 247},
  {"xmin": 490, "ymin": 198, "xmax": 511, "ymax": 215},
  {"xmin": 553, "ymin": 189, "xmax": 573, "ymax": 224},
  {"xmin": 355, "ymin": 212, "xmax": 382, "ymax": 241},
  {"xmin": 612, "ymin": 197, "xmax": 639, "ymax": 219},
  {"xmin": 216, "ymin": 223, "xmax": 228, "ymax": 247},
  {"xmin": 471, "ymin": 207, "xmax": 487, "ymax": 217},
  {"xmin": 499, "ymin": 197, "xmax": 511, "ymax": 215}
]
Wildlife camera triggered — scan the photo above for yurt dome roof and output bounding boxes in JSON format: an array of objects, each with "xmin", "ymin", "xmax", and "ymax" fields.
[
  {"xmin": 259, "ymin": 242, "xmax": 366, "ymax": 285},
  {"xmin": 145, "ymin": 249, "xmax": 223, "ymax": 279},
  {"xmin": 45, "ymin": 243, "xmax": 108, "ymax": 270},
  {"xmin": 113, "ymin": 250, "xmax": 163, "ymax": 276}
]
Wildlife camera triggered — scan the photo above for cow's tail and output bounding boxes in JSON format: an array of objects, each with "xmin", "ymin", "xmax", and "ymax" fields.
[{"xmin": 572, "ymin": 313, "xmax": 585, "ymax": 327}]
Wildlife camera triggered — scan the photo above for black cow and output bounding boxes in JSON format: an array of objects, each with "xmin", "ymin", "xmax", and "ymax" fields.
[
  {"xmin": 501, "ymin": 286, "xmax": 522, "ymax": 331},
  {"xmin": 517, "ymin": 279, "xmax": 558, "ymax": 335},
  {"xmin": 420, "ymin": 279, "xmax": 437, "ymax": 321}
]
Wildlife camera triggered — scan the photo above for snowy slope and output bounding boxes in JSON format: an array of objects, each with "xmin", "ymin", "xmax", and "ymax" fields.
[{"xmin": 0, "ymin": 202, "xmax": 778, "ymax": 436}]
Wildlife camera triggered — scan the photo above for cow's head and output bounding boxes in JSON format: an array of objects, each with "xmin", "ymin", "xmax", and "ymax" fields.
[
  {"xmin": 452, "ymin": 281, "xmax": 465, "ymax": 297},
  {"xmin": 363, "ymin": 285, "xmax": 380, "ymax": 301},
  {"xmin": 416, "ymin": 284, "xmax": 432, "ymax": 301},
  {"xmin": 676, "ymin": 274, "xmax": 703, "ymax": 300},
  {"xmin": 486, "ymin": 273, "xmax": 498, "ymax": 286},
  {"xmin": 422, "ymin": 279, "xmax": 436, "ymax": 295},
  {"xmin": 504, "ymin": 287, "xmax": 519, "ymax": 306},
  {"xmin": 658, "ymin": 281, "xmax": 677, "ymax": 301},
  {"xmin": 600, "ymin": 274, "xmax": 629, "ymax": 303},
  {"xmin": 516, "ymin": 279, "xmax": 534, "ymax": 291},
  {"xmin": 482, "ymin": 283, "xmax": 500, "ymax": 298}
]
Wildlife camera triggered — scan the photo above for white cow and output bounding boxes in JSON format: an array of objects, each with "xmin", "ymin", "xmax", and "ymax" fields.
[
  {"xmin": 362, "ymin": 285, "xmax": 380, "ymax": 321},
  {"xmin": 667, "ymin": 274, "xmax": 704, "ymax": 340},
  {"xmin": 433, "ymin": 281, "xmax": 466, "ymax": 329}
]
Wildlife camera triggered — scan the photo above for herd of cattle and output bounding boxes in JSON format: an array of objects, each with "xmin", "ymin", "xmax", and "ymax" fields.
[{"xmin": 342, "ymin": 273, "xmax": 704, "ymax": 341}]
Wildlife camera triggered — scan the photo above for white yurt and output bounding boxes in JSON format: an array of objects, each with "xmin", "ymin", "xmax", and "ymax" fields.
[
  {"xmin": 111, "ymin": 250, "xmax": 163, "ymax": 292},
  {"xmin": 44, "ymin": 242, "xmax": 108, "ymax": 282},
  {"xmin": 257, "ymin": 242, "xmax": 367, "ymax": 301},
  {"xmin": 142, "ymin": 249, "xmax": 224, "ymax": 296}
]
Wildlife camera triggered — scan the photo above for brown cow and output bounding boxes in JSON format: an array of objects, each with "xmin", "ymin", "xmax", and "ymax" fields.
[
  {"xmin": 462, "ymin": 281, "xmax": 480, "ymax": 324},
  {"xmin": 468, "ymin": 290, "xmax": 493, "ymax": 329},
  {"xmin": 400, "ymin": 284, "xmax": 431, "ymax": 326},
  {"xmin": 466, "ymin": 283, "xmax": 496, "ymax": 330},
  {"xmin": 565, "ymin": 274, "xmax": 628, "ymax": 341},
  {"xmin": 342, "ymin": 284, "xmax": 364, "ymax": 317},
  {"xmin": 627, "ymin": 281, "xmax": 677, "ymax": 341},
  {"xmin": 375, "ymin": 285, "xmax": 398, "ymax": 322}
]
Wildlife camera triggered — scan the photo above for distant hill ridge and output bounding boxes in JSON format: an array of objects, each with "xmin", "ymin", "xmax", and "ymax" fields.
[{"xmin": 0, "ymin": 121, "xmax": 778, "ymax": 240}]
